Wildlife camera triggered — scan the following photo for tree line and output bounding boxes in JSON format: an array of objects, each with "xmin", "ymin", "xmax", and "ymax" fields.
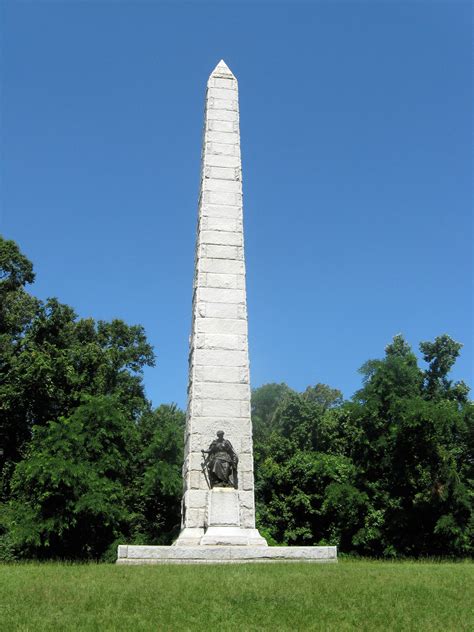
[{"xmin": 0, "ymin": 236, "xmax": 472, "ymax": 560}]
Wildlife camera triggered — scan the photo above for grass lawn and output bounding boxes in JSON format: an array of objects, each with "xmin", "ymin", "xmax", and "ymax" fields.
[{"xmin": 0, "ymin": 559, "xmax": 472, "ymax": 631}]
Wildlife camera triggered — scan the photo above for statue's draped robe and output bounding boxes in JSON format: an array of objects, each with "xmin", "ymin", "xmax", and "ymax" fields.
[{"xmin": 207, "ymin": 438, "xmax": 238, "ymax": 488}]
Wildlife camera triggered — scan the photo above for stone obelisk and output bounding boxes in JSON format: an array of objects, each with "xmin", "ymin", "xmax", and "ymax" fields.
[
  {"xmin": 117, "ymin": 62, "xmax": 337, "ymax": 562},
  {"xmin": 176, "ymin": 60, "xmax": 266, "ymax": 546}
]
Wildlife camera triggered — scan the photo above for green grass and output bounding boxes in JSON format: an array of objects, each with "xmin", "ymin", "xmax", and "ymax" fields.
[{"xmin": 0, "ymin": 559, "xmax": 472, "ymax": 631}]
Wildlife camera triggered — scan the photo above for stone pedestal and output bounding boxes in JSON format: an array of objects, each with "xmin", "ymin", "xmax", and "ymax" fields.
[
  {"xmin": 117, "ymin": 545, "xmax": 337, "ymax": 564},
  {"xmin": 174, "ymin": 488, "xmax": 268, "ymax": 547},
  {"xmin": 200, "ymin": 488, "xmax": 267, "ymax": 546}
]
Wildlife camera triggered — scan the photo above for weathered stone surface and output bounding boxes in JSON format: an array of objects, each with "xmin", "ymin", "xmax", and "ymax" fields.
[
  {"xmin": 117, "ymin": 545, "xmax": 338, "ymax": 564},
  {"xmin": 193, "ymin": 381, "xmax": 249, "ymax": 401},
  {"xmin": 177, "ymin": 60, "xmax": 263, "ymax": 541},
  {"xmin": 117, "ymin": 61, "xmax": 336, "ymax": 563},
  {"xmin": 194, "ymin": 365, "xmax": 248, "ymax": 383},
  {"xmin": 207, "ymin": 489, "xmax": 240, "ymax": 526},
  {"xmin": 196, "ymin": 318, "xmax": 247, "ymax": 335}
]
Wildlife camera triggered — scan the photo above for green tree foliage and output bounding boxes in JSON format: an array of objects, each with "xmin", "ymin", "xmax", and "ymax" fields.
[
  {"xmin": 0, "ymin": 237, "xmax": 182, "ymax": 559},
  {"xmin": 1, "ymin": 237, "xmax": 472, "ymax": 559},
  {"xmin": 253, "ymin": 336, "xmax": 473, "ymax": 557},
  {"xmin": 132, "ymin": 405, "xmax": 184, "ymax": 545},
  {"xmin": 251, "ymin": 382, "xmax": 294, "ymax": 444},
  {"xmin": 3, "ymin": 396, "xmax": 137, "ymax": 559},
  {"xmin": 0, "ymin": 237, "xmax": 154, "ymax": 494}
]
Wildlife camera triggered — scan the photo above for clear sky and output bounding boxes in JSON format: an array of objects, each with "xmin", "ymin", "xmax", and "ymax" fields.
[{"xmin": 1, "ymin": 1, "xmax": 472, "ymax": 409}]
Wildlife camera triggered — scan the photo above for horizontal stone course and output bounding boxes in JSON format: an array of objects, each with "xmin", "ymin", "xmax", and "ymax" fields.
[
  {"xmin": 197, "ymin": 272, "xmax": 245, "ymax": 290},
  {"xmin": 201, "ymin": 244, "xmax": 243, "ymax": 260},
  {"xmin": 199, "ymin": 258, "xmax": 244, "ymax": 274},
  {"xmin": 194, "ymin": 381, "xmax": 249, "ymax": 400},
  {"xmin": 208, "ymin": 97, "xmax": 238, "ymax": 111},
  {"xmin": 207, "ymin": 87, "xmax": 237, "ymax": 100},
  {"xmin": 195, "ymin": 332, "xmax": 247, "ymax": 351},
  {"xmin": 192, "ymin": 348, "xmax": 248, "ymax": 367},
  {"xmin": 204, "ymin": 178, "xmax": 241, "ymax": 192},
  {"xmin": 208, "ymin": 77, "xmax": 236, "ymax": 89},
  {"xmin": 200, "ymin": 217, "xmax": 241, "ymax": 233},
  {"xmin": 204, "ymin": 154, "xmax": 241, "ymax": 168},
  {"xmin": 205, "ymin": 165, "xmax": 237, "ymax": 180},
  {"xmin": 117, "ymin": 545, "xmax": 338, "ymax": 564},
  {"xmin": 193, "ymin": 398, "xmax": 246, "ymax": 418},
  {"xmin": 206, "ymin": 108, "xmax": 239, "ymax": 122},
  {"xmin": 195, "ymin": 301, "xmax": 246, "ymax": 319},
  {"xmin": 206, "ymin": 131, "xmax": 240, "ymax": 145},
  {"xmin": 203, "ymin": 190, "xmax": 242, "ymax": 206},
  {"xmin": 205, "ymin": 143, "xmax": 240, "ymax": 158},
  {"xmin": 199, "ymin": 227, "xmax": 243, "ymax": 247},
  {"xmin": 198, "ymin": 287, "xmax": 246, "ymax": 304},
  {"xmin": 207, "ymin": 120, "xmax": 237, "ymax": 133},
  {"xmin": 196, "ymin": 317, "xmax": 247, "ymax": 334},
  {"xmin": 194, "ymin": 365, "xmax": 249, "ymax": 383}
]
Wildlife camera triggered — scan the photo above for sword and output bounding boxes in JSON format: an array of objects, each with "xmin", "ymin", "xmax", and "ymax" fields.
[{"xmin": 201, "ymin": 450, "xmax": 211, "ymax": 489}]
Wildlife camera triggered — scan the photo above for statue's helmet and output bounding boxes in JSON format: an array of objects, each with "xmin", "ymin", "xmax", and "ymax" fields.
[{"xmin": 217, "ymin": 430, "xmax": 224, "ymax": 437}]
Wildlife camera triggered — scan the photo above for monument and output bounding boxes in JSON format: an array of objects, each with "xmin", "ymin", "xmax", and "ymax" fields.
[{"xmin": 117, "ymin": 61, "xmax": 337, "ymax": 563}]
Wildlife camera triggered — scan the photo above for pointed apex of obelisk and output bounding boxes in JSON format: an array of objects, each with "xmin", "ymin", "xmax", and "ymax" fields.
[{"xmin": 210, "ymin": 59, "xmax": 235, "ymax": 79}]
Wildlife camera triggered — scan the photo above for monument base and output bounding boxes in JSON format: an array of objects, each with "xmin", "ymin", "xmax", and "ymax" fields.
[
  {"xmin": 116, "ymin": 545, "xmax": 337, "ymax": 564},
  {"xmin": 173, "ymin": 489, "xmax": 268, "ymax": 547}
]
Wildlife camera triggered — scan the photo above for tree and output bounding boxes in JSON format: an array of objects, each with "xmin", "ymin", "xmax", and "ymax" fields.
[
  {"xmin": 251, "ymin": 383, "xmax": 294, "ymax": 444},
  {"xmin": 132, "ymin": 405, "xmax": 184, "ymax": 545},
  {"xmin": 3, "ymin": 396, "xmax": 137, "ymax": 560},
  {"xmin": 420, "ymin": 335, "xmax": 469, "ymax": 403},
  {"xmin": 347, "ymin": 334, "xmax": 473, "ymax": 556}
]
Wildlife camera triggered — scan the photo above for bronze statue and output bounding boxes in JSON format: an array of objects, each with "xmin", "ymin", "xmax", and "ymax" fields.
[{"xmin": 201, "ymin": 431, "xmax": 238, "ymax": 489}]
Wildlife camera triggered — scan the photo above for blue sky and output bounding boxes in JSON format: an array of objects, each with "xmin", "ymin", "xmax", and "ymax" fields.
[{"xmin": 1, "ymin": 1, "xmax": 472, "ymax": 408}]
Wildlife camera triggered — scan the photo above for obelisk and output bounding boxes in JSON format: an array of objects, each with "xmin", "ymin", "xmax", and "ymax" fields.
[
  {"xmin": 176, "ymin": 60, "xmax": 266, "ymax": 546},
  {"xmin": 116, "ymin": 62, "xmax": 337, "ymax": 562}
]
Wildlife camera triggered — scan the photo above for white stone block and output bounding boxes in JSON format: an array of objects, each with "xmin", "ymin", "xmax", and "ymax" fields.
[
  {"xmin": 204, "ymin": 178, "xmax": 241, "ymax": 192},
  {"xmin": 207, "ymin": 87, "xmax": 237, "ymax": 100},
  {"xmin": 208, "ymin": 97, "xmax": 238, "ymax": 111},
  {"xmin": 200, "ymin": 217, "xmax": 241, "ymax": 233},
  {"xmin": 199, "ymin": 258, "xmax": 244, "ymax": 274},
  {"xmin": 240, "ymin": 508, "xmax": 256, "ymax": 529},
  {"xmin": 205, "ymin": 143, "xmax": 240, "ymax": 158},
  {"xmin": 207, "ymin": 120, "xmax": 236, "ymax": 134},
  {"xmin": 195, "ymin": 332, "xmax": 247, "ymax": 351},
  {"xmin": 195, "ymin": 301, "xmax": 245, "ymax": 319},
  {"xmin": 184, "ymin": 508, "xmax": 205, "ymax": 529},
  {"xmin": 200, "ymin": 203, "xmax": 242, "ymax": 218},
  {"xmin": 194, "ymin": 398, "xmax": 244, "ymax": 418},
  {"xmin": 198, "ymin": 287, "xmax": 245, "ymax": 305},
  {"xmin": 193, "ymin": 348, "xmax": 248, "ymax": 367},
  {"xmin": 200, "ymin": 230, "xmax": 242, "ymax": 247},
  {"xmin": 241, "ymin": 470, "xmax": 254, "ymax": 490},
  {"xmin": 238, "ymin": 453, "xmax": 254, "ymax": 473},
  {"xmin": 205, "ymin": 273, "xmax": 244, "ymax": 290},
  {"xmin": 204, "ymin": 153, "xmax": 240, "ymax": 167},
  {"xmin": 240, "ymin": 434, "xmax": 253, "ymax": 452},
  {"xmin": 207, "ymin": 489, "xmax": 240, "ymax": 526},
  {"xmin": 194, "ymin": 381, "xmax": 249, "ymax": 401},
  {"xmin": 209, "ymin": 77, "xmax": 236, "ymax": 90},
  {"xmin": 194, "ymin": 365, "xmax": 249, "ymax": 384},
  {"xmin": 206, "ymin": 191, "xmax": 242, "ymax": 206},
  {"xmin": 206, "ymin": 131, "xmax": 240, "ymax": 145},
  {"xmin": 205, "ymin": 165, "xmax": 236, "ymax": 179},
  {"xmin": 206, "ymin": 108, "xmax": 239, "ymax": 122},
  {"xmin": 188, "ymin": 470, "xmax": 206, "ymax": 489},
  {"xmin": 238, "ymin": 490, "xmax": 254, "ymax": 510},
  {"xmin": 201, "ymin": 244, "xmax": 243, "ymax": 260},
  {"xmin": 196, "ymin": 318, "xmax": 247, "ymax": 335},
  {"xmin": 184, "ymin": 478, "xmax": 209, "ymax": 501}
]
